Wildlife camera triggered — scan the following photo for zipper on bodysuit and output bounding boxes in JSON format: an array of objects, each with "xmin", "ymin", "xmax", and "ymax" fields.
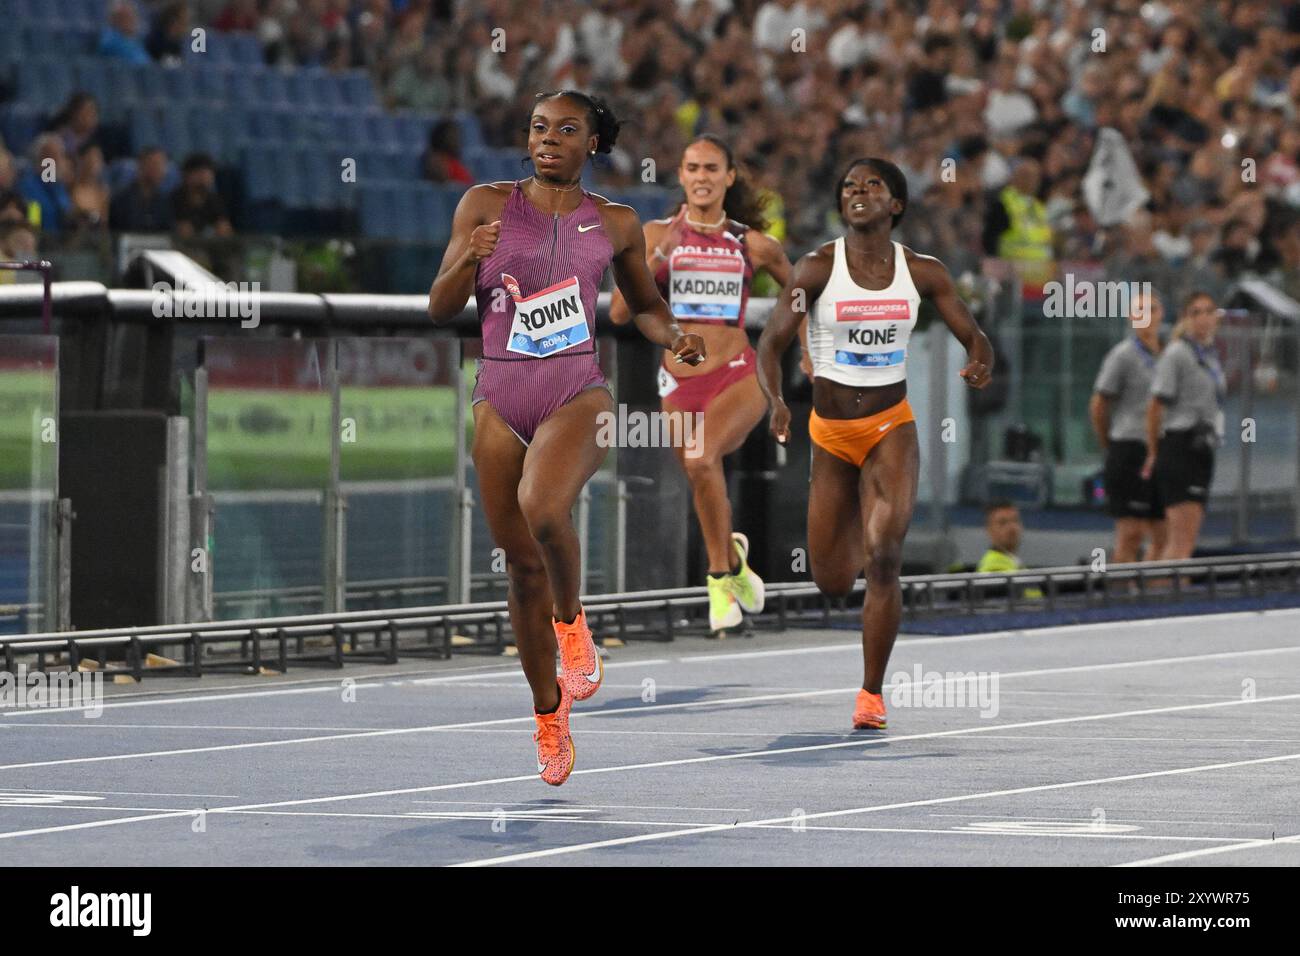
[{"xmin": 546, "ymin": 210, "xmax": 558, "ymax": 285}]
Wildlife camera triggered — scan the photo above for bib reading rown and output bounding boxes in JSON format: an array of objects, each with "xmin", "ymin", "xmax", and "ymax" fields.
[{"xmin": 504, "ymin": 273, "xmax": 590, "ymax": 357}]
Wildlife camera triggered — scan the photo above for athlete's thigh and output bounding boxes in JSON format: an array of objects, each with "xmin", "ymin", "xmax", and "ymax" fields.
[
  {"xmin": 697, "ymin": 372, "xmax": 768, "ymax": 458},
  {"xmin": 662, "ymin": 372, "xmax": 765, "ymax": 472},
  {"xmin": 859, "ymin": 421, "xmax": 920, "ymax": 553},
  {"xmin": 471, "ymin": 401, "xmax": 538, "ymax": 557},
  {"xmin": 808, "ymin": 442, "xmax": 864, "ymax": 565},
  {"xmin": 520, "ymin": 386, "xmax": 614, "ymax": 509}
]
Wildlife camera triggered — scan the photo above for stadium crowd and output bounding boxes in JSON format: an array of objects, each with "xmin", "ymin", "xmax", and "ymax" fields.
[{"xmin": 2, "ymin": 0, "xmax": 1300, "ymax": 302}]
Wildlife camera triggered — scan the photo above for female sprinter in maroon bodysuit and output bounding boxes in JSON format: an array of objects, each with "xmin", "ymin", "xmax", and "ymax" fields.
[
  {"xmin": 427, "ymin": 91, "xmax": 704, "ymax": 786},
  {"xmin": 610, "ymin": 136, "xmax": 791, "ymax": 633}
]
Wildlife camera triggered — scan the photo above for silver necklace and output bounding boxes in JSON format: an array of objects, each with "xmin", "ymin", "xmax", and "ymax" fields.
[
  {"xmin": 686, "ymin": 212, "xmax": 727, "ymax": 229},
  {"xmin": 530, "ymin": 175, "xmax": 580, "ymax": 193}
]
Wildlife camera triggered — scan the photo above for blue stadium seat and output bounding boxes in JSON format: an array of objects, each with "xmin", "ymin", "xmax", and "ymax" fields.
[
  {"xmin": 0, "ymin": 22, "xmax": 20, "ymax": 63},
  {"xmin": 312, "ymin": 70, "xmax": 345, "ymax": 110},
  {"xmin": 339, "ymin": 71, "xmax": 376, "ymax": 109},
  {"xmin": 157, "ymin": 67, "xmax": 198, "ymax": 103},
  {"xmin": 193, "ymin": 65, "xmax": 231, "ymax": 102},
  {"xmin": 332, "ymin": 109, "xmax": 368, "ymax": 148},
  {"xmin": 455, "ymin": 111, "xmax": 484, "ymax": 150},
  {"xmin": 251, "ymin": 68, "xmax": 290, "ymax": 108},
  {"xmin": 361, "ymin": 114, "xmax": 398, "ymax": 149},
  {"xmin": 226, "ymin": 33, "xmax": 264, "ymax": 65},
  {"xmin": 358, "ymin": 183, "xmax": 402, "ymax": 240},
  {"xmin": 129, "ymin": 109, "xmax": 162, "ymax": 153},
  {"xmin": 241, "ymin": 147, "xmax": 278, "ymax": 202},
  {"xmin": 187, "ymin": 107, "xmax": 234, "ymax": 163},
  {"xmin": 0, "ymin": 104, "xmax": 44, "ymax": 156},
  {"xmin": 106, "ymin": 156, "xmax": 137, "ymax": 194},
  {"xmin": 22, "ymin": 58, "xmax": 77, "ymax": 112},
  {"xmin": 393, "ymin": 114, "xmax": 431, "ymax": 151}
]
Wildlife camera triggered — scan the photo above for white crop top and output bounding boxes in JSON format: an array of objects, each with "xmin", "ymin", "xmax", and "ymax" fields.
[{"xmin": 808, "ymin": 238, "xmax": 921, "ymax": 387}]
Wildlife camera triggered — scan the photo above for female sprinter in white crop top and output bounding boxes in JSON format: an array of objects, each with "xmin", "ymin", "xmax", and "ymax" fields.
[{"xmin": 757, "ymin": 157, "xmax": 995, "ymax": 730}]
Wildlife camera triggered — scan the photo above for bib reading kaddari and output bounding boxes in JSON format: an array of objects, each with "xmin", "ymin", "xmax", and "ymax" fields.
[
  {"xmin": 668, "ymin": 246, "xmax": 745, "ymax": 322},
  {"xmin": 503, "ymin": 273, "xmax": 591, "ymax": 358}
]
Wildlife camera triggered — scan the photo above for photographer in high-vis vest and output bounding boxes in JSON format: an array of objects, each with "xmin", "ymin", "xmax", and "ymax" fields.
[{"xmin": 983, "ymin": 158, "xmax": 1055, "ymax": 298}]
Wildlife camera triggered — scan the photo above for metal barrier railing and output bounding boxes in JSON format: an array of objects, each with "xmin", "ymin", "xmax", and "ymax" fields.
[{"xmin": 3, "ymin": 550, "xmax": 1297, "ymax": 681}]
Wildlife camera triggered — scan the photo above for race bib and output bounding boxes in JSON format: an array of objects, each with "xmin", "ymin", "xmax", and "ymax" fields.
[
  {"xmin": 657, "ymin": 365, "xmax": 679, "ymax": 398},
  {"xmin": 832, "ymin": 299, "xmax": 911, "ymax": 368},
  {"xmin": 669, "ymin": 249, "xmax": 743, "ymax": 322},
  {"xmin": 503, "ymin": 274, "xmax": 590, "ymax": 357}
]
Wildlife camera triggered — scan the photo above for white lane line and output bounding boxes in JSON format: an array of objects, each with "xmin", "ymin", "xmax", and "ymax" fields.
[
  {"xmin": 408, "ymin": 800, "xmax": 753, "ymax": 812},
  {"xmin": 749, "ymin": 824, "xmax": 1247, "ymax": 845},
  {"xmin": 0, "ymin": 804, "xmax": 192, "ymax": 813},
  {"xmin": 12, "ymin": 604, "xmax": 1296, "ymax": 717},
  {"xmin": 1116, "ymin": 831, "xmax": 1300, "ymax": 866},
  {"xmin": 3, "ymin": 644, "xmax": 1298, "ymax": 771},
  {"xmin": 930, "ymin": 813, "xmax": 1286, "ymax": 828},
  {"xmin": 0, "ymin": 723, "xmax": 405, "ymax": 733},
  {"xmin": 453, "ymin": 751, "xmax": 1300, "ymax": 866},
  {"xmin": 0, "ymin": 787, "xmax": 239, "ymax": 798},
  {"xmin": 2, "ymin": 690, "xmax": 1298, "ymax": 844}
]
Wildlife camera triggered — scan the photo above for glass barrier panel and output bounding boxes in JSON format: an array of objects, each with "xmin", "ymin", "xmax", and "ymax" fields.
[
  {"xmin": 203, "ymin": 338, "xmax": 331, "ymax": 619},
  {"xmin": 0, "ymin": 336, "xmax": 58, "ymax": 634},
  {"xmin": 338, "ymin": 337, "xmax": 460, "ymax": 610}
]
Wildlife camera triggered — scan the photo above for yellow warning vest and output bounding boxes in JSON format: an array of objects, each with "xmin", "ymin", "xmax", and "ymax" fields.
[{"xmin": 996, "ymin": 187, "xmax": 1054, "ymax": 295}]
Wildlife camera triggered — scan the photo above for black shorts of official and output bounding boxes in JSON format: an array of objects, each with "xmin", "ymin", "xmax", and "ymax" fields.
[
  {"xmin": 1156, "ymin": 430, "xmax": 1215, "ymax": 507},
  {"xmin": 1104, "ymin": 439, "xmax": 1165, "ymax": 519}
]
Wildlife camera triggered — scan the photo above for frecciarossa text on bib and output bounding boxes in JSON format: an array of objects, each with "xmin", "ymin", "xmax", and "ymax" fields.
[{"xmin": 833, "ymin": 298, "xmax": 911, "ymax": 367}]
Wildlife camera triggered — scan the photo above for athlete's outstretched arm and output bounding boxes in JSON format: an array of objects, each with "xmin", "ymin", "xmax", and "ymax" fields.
[
  {"xmin": 606, "ymin": 204, "xmax": 704, "ymax": 363},
  {"xmin": 910, "ymin": 255, "xmax": 994, "ymax": 389},
  {"xmin": 756, "ymin": 246, "xmax": 832, "ymax": 444},
  {"xmin": 608, "ymin": 220, "xmax": 663, "ymax": 325},
  {"xmin": 427, "ymin": 185, "xmax": 497, "ymax": 325}
]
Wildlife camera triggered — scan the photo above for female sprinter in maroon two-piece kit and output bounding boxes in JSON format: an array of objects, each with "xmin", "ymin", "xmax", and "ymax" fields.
[
  {"xmin": 758, "ymin": 158, "xmax": 994, "ymax": 730},
  {"xmin": 610, "ymin": 136, "xmax": 791, "ymax": 634},
  {"xmin": 427, "ymin": 91, "xmax": 704, "ymax": 786}
]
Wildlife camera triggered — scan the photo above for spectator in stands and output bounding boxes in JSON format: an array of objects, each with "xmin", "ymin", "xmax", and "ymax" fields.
[
  {"xmin": 99, "ymin": 0, "xmax": 152, "ymax": 65},
  {"xmin": 387, "ymin": 45, "xmax": 452, "ymax": 112},
  {"xmin": 421, "ymin": 121, "xmax": 473, "ymax": 187},
  {"xmin": 1268, "ymin": 216, "xmax": 1300, "ymax": 302},
  {"xmin": 0, "ymin": 220, "xmax": 39, "ymax": 270},
  {"xmin": 146, "ymin": 2, "xmax": 191, "ymax": 66},
  {"xmin": 977, "ymin": 501, "xmax": 1029, "ymax": 575},
  {"xmin": 17, "ymin": 135, "xmax": 73, "ymax": 235},
  {"xmin": 68, "ymin": 144, "xmax": 111, "ymax": 234},
  {"xmin": 47, "ymin": 93, "xmax": 101, "ymax": 161},
  {"xmin": 109, "ymin": 147, "xmax": 174, "ymax": 233},
  {"xmin": 171, "ymin": 153, "xmax": 233, "ymax": 239},
  {"xmin": 0, "ymin": 146, "xmax": 16, "ymax": 196},
  {"xmin": 983, "ymin": 157, "xmax": 1054, "ymax": 294},
  {"xmin": 1210, "ymin": 217, "xmax": 1259, "ymax": 279},
  {"xmin": 0, "ymin": 191, "xmax": 31, "ymax": 226},
  {"xmin": 213, "ymin": 0, "xmax": 259, "ymax": 33}
]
